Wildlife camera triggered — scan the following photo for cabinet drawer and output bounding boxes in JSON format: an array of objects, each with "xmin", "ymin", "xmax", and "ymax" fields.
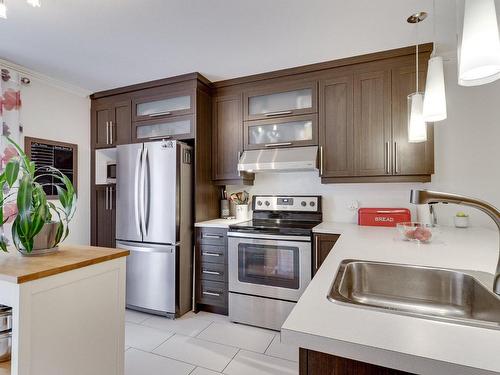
[
  {"xmin": 244, "ymin": 81, "xmax": 317, "ymax": 121},
  {"xmin": 197, "ymin": 228, "xmax": 227, "ymax": 246},
  {"xmin": 199, "ymin": 262, "xmax": 227, "ymax": 282},
  {"xmin": 199, "ymin": 244, "xmax": 226, "ymax": 264},
  {"xmin": 244, "ymin": 114, "xmax": 318, "ymax": 150},
  {"xmin": 133, "ymin": 114, "xmax": 194, "ymax": 142},
  {"xmin": 198, "ymin": 280, "xmax": 227, "ymax": 308},
  {"xmin": 133, "ymin": 91, "xmax": 193, "ymax": 121}
]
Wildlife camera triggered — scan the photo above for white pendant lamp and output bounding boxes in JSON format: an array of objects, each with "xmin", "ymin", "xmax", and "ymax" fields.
[
  {"xmin": 423, "ymin": 0, "xmax": 447, "ymax": 122},
  {"xmin": 407, "ymin": 12, "xmax": 428, "ymax": 143},
  {"xmin": 458, "ymin": 0, "xmax": 500, "ymax": 86},
  {"xmin": 27, "ymin": 0, "xmax": 41, "ymax": 7},
  {"xmin": 0, "ymin": 0, "xmax": 6, "ymax": 19}
]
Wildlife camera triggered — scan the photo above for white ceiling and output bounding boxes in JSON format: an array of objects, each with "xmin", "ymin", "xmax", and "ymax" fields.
[{"xmin": 0, "ymin": 0, "xmax": 459, "ymax": 93}]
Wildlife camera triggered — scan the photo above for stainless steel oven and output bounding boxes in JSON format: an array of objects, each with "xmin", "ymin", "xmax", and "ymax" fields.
[
  {"xmin": 227, "ymin": 195, "xmax": 321, "ymax": 330},
  {"xmin": 228, "ymin": 232, "xmax": 311, "ymax": 302}
]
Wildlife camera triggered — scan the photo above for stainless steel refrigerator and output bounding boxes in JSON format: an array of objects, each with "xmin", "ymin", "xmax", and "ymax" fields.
[{"xmin": 115, "ymin": 140, "xmax": 193, "ymax": 318}]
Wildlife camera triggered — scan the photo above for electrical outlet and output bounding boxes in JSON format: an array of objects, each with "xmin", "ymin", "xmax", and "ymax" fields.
[{"xmin": 348, "ymin": 200, "xmax": 359, "ymax": 211}]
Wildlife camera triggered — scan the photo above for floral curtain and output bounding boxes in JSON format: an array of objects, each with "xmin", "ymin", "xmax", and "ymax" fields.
[{"xmin": 0, "ymin": 67, "xmax": 22, "ymax": 239}]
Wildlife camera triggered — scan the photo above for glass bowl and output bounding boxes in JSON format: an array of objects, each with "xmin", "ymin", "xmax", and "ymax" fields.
[{"xmin": 397, "ymin": 222, "xmax": 436, "ymax": 243}]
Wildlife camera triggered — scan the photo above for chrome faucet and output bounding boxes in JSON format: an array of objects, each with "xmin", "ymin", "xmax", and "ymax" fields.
[{"xmin": 410, "ymin": 189, "xmax": 500, "ymax": 295}]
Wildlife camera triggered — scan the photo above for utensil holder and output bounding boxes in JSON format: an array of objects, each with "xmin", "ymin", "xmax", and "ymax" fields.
[
  {"xmin": 220, "ymin": 200, "xmax": 230, "ymax": 218},
  {"xmin": 235, "ymin": 204, "xmax": 249, "ymax": 221}
]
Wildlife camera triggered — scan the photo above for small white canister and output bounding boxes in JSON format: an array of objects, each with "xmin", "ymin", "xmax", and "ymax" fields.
[
  {"xmin": 235, "ymin": 204, "xmax": 249, "ymax": 221},
  {"xmin": 454, "ymin": 212, "xmax": 469, "ymax": 228}
]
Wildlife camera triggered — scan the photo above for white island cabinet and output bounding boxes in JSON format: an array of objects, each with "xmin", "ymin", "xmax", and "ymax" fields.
[{"xmin": 0, "ymin": 245, "xmax": 129, "ymax": 375}]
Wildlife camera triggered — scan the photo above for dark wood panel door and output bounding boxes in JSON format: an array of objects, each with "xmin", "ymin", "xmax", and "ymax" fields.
[
  {"xmin": 319, "ymin": 74, "xmax": 354, "ymax": 177},
  {"xmin": 301, "ymin": 349, "xmax": 414, "ymax": 375},
  {"xmin": 92, "ymin": 105, "xmax": 112, "ymax": 149},
  {"xmin": 212, "ymin": 94, "xmax": 244, "ymax": 181},
  {"xmin": 391, "ymin": 60, "xmax": 434, "ymax": 175},
  {"xmin": 94, "ymin": 186, "xmax": 115, "ymax": 248},
  {"xmin": 353, "ymin": 69, "xmax": 392, "ymax": 176},
  {"xmin": 313, "ymin": 233, "xmax": 340, "ymax": 275},
  {"xmin": 111, "ymin": 100, "xmax": 132, "ymax": 146}
]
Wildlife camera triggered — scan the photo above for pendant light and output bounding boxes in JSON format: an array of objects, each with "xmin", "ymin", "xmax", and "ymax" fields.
[
  {"xmin": 423, "ymin": 1, "xmax": 447, "ymax": 122},
  {"xmin": 458, "ymin": 0, "xmax": 500, "ymax": 86},
  {"xmin": 27, "ymin": 0, "xmax": 41, "ymax": 7},
  {"xmin": 0, "ymin": 0, "xmax": 6, "ymax": 19},
  {"xmin": 407, "ymin": 12, "xmax": 428, "ymax": 143}
]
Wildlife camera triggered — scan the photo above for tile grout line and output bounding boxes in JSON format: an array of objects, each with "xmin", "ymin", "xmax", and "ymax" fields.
[
  {"xmin": 149, "ymin": 331, "xmax": 176, "ymax": 352},
  {"xmin": 194, "ymin": 320, "xmax": 215, "ymax": 338},
  {"xmin": 131, "ymin": 346, "xmax": 199, "ymax": 371},
  {"xmin": 221, "ymin": 348, "xmax": 240, "ymax": 374}
]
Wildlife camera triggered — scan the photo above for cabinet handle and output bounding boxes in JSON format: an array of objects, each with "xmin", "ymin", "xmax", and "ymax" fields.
[
  {"xmin": 264, "ymin": 110, "xmax": 293, "ymax": 117},
  {"xmin": 109, "ymin": 187, "xmax": 113, "ymax": 211},
  {"xmin": 394, "ymin": 142, "xmax": 399, "ymax": 174},
  {"xmin": 315, "ymin": 235, "xmax": 319, "ymax": 271},
  {"xmin": 149, "ymin": 111, "xmax": 172, "ymax": 118},
  {"xmin": 202, "ymin": 252, "xmax": 222, "ymax": 257},
  {"xmin": 105, "ymin": 121, "xmax": 110, "ymax": 145},
  {"xmin": 109, "ymin": 121, "xmax": 114, "ymax": 144},
  {"xmin": 319, "ymin": 146, "xmax": 324, "ymax": 176},
  {"xmin": 105, "ymin": 186, "xmax": 109, "ymax": 210},
  {"xmin": 202, "ymin": 291, "xmax": 221, "ymax": 297},
  {"xmin": 237, "ymin": 151, "xmax": 242, "ymax": 177},
  {"xmin": 385, "ymin": 142, "xmax": 390, "ymax": 174},
  {"xmin": 148, "ymin": 135, "xmax": 172, "ymax": 141},
  {"xmin": 264, "ymin": 142, "xmax": 292, "ymax": 148},
  {"xmin": 202, "ymin": 270, "xmax": 222, "ymax": 275},
  {"xmin": 203, "ymin": 234, "xmax": 223, "ymax": 239}
]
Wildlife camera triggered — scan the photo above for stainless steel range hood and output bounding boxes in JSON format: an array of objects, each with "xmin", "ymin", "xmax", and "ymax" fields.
[{"xmin": 237, "ymin": 146, "xmax": 318, "ymax": 173}]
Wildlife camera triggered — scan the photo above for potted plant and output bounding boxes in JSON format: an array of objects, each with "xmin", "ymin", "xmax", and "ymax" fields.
[{"xmin": 0, "ymin": 137, "xmax": 76, "ymax": 255}]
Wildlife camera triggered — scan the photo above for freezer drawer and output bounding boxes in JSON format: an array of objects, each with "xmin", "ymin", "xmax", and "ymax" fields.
[{"xmin": 117, "ymin": 241, "xmax": 177, "ymax": 315}]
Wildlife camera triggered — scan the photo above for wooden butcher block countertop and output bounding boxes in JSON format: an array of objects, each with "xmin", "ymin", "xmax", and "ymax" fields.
[{"xmin": 0, "ymin": 245, "xmax": 129, "ymax": 284}]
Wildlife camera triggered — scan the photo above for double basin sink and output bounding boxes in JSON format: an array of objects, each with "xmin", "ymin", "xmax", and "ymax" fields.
[{"xmin": 329, "ymin": 260, "xmax": 500, "ymax": 329}]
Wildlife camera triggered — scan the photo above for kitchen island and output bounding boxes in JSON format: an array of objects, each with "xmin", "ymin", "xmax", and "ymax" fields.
[
  {"xmin": 282, "ymin": 223, "xmax": 499, "ymax": 375},
  {"xmin": 0, "ymin": 245, "xmax": 129, "ymax": 375}
]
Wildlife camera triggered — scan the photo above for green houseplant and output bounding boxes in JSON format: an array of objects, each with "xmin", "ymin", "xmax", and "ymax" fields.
[{"xmin": 0, "ymin": 137, "xmax": 76, "ymax": 255}]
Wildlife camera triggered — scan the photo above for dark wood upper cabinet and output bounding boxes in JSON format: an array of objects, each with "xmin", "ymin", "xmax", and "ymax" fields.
[
  {"xmin": 353, "ymin": 68, "xmax": 392, "ymax": 176},
  {"xmin": 391, "ymin": 59, "xmax": 434, "ymax": 176},
  {"xmin": 319, "ymin": 74, "xmax": 354, "ymax": 177},
  {"xmin": 91, "ymin": 98, "xmax": 131, "ymax": 149},
  {"xmin": 243, "ymin": 114, "xmax": 318, "ymax": 150},
  {"xmin": 212, "ymin": 93, "xmax": 248, "ymax": 183},
  {"xmin": 243, "ymin": 80, "xmax": 318, "ymax": 121},
  {"xmin": 132, "ymin": 90, "xmax": 194, "ymax": 122}
]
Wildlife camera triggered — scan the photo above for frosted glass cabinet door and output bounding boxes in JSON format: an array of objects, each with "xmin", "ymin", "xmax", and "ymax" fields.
[
  {"xmin": 133, "ymin": 92, "xmax": 193, "ymax": 121},
  {"xmin": 133, "ymin": 115, "xmax": 194, "ymax": 141},
  {"xmin": 244, "ymin": 114, "xmax": 318, "ymax": 150},
  {"xmin": 244, "ymin": 81, "xmax": 317, "ymax": 120}
]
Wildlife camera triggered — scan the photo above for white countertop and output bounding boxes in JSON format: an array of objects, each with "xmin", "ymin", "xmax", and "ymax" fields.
[
  {"xmin": 282, "ymin": 222, "xmax": 500, "ymax": 375},
  {"xmin": 195, "ymin": 218, "xmax": 250, "ymax": 228}
]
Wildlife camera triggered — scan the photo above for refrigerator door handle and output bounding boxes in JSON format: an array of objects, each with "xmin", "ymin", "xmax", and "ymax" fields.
[
  {"xmin": 139, "ymin": 147, "xmax": 149, "ymax": 236},
  {"xmin": 134, "ymin": 147, "xmax": 143, "ymax": 237}
]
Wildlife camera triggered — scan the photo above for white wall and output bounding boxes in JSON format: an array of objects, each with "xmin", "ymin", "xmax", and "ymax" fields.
[
  {"xmin": 229, "ymin": 60, "xmax": 500, "ymax": 229},
  {"xmin": 20, "ymin": 78, "xmax": 91, "ymax": 245}
]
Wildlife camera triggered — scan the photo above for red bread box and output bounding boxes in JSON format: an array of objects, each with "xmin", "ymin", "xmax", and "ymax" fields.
[{"xmin": 358, "ymin": 208, "xmax": 411, "ymax": 227}]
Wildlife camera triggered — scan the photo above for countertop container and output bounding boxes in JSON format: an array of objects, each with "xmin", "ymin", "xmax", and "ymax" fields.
[
  {"xmin": 0, "ymin": 306, "xmax": 12, "ymax": 333},
  {"xmin": 0, "ymin": 331, "xmax": 11, "ymax": 362},
  {"xmin": 358, "ymin": 208, "xmax": 411, "ymax": 227}
]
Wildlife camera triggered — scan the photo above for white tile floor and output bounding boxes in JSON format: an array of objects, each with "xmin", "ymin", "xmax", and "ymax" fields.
[{"xmin": 125, "ymin": 309, "xmax": 299, "ymax": 375}]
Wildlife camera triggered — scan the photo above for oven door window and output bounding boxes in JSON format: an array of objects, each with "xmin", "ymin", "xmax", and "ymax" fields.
[{"xmin": 238, "ymin": 243, "xmax": 300, "ymax": 289}]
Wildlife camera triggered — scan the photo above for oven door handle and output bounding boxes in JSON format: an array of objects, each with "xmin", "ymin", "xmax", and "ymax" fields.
[{"xmin": 227, "ymin": 231, "xmax": 311, "ymax": 242}]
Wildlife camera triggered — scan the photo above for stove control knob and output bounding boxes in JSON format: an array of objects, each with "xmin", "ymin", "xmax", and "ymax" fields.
[
  {"xmin": 265, "ymin": 201, "xmax": 271, "ymax": 207},
  {"xmin": 301, "ymin": 201, "xmax": 307, "ymax": 207},
  {"xmin": 310, "ymin": 201, "xmax": 316, "ymax": 207}
]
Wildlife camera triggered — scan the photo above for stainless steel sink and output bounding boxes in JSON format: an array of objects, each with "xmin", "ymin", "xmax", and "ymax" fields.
[{"xmin": 328, "ymin": 260, "xmax": 500, "ymax": 329}]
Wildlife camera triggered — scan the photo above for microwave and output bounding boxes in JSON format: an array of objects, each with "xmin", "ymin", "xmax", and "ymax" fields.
[{"xmin": 107, "ymin": 163, "xmax": 116, "ymax": 183}]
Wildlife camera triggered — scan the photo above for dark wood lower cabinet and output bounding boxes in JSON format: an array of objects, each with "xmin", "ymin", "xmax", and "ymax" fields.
[
  {"xmin": 313, "ymin": 233, "xmax": 340, "ymax": 275},
  {"xmin": 300, "ymin": 349, "xmax": 414, "ymax": 375},
  {"xmin": 92, "ymin": 185, "xmax": 116, "ymax": 248}
]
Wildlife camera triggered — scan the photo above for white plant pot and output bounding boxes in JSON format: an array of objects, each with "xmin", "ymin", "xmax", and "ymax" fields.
[
  {"xmin": 454, "ymin": 216, "xmax": 469, "ymax": 228},
  {"xmin": 235, "ymin": 204, "xmax": 249, "ymax": 221}
]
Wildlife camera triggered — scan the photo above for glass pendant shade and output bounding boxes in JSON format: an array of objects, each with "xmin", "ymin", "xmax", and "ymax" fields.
[
  {"xmin": 423, "ymin": 56, "xmax": 447, "ymax": 122},
  {"xmin": 0, "ymin": 1, "xmax": 6, "ymax": 19},
  {"xmin": 458, "ymin": 0, "xmax": 500, "ymax": 86},
  {"xmin": 27, "ymin": 0, "xmax": 41, "ymax": 7},
  {"xmin": 408, "ymin": 92, "xmax": 427, "ymax": 143}
]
